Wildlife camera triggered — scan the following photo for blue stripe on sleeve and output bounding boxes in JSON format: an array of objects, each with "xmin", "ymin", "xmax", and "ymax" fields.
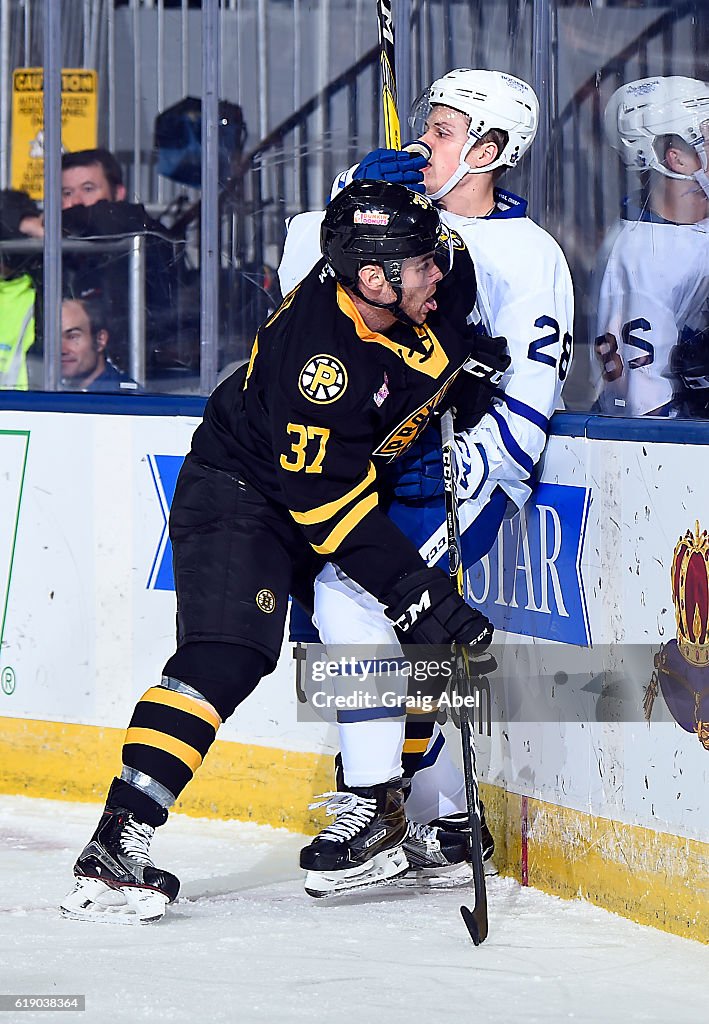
[
  {"xmin": 470, "ymin": 443, "xmax": 489, "ymax": 499},
  {"xmin": 489, "ymin": 408, "xmax": 534, "ymax": 475},
  {"xmin": 496, "ymin": 391, "xmax": 549, "ymax": 433}
]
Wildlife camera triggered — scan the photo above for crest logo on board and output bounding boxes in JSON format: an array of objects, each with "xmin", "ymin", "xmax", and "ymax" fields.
[{"xmin": 645, "ymin": 521, "xmax": 709, "ymax": 750}]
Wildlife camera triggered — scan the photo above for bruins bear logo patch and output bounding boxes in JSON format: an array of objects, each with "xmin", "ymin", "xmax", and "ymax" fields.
[
  {"xmin": 298, "ymin": 355, "xmax": 348, "ymax": 404},
  {"xmin": 256, "ymin": 589, "xmax": 276, "ymax": 614}
]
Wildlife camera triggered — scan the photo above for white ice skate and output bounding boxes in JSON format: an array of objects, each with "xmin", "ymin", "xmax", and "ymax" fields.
[
  {"xmin": 60, "ymin": 876, "xmax": 170, "ymax": 924},
  {"xmin": 59, "ymin": 806, "xmax": 179, "ymax": 924}
]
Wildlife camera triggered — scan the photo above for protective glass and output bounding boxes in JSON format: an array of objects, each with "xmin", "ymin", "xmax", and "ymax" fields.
[{"xmin": 2, "ymin": 0, "xmax": 706, "ymax": 414}]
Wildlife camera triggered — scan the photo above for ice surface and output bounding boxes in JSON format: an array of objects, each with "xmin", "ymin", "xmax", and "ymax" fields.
[{"xmin": 0, "ymin": 795, "xmax": 705, "ymax": 1024}]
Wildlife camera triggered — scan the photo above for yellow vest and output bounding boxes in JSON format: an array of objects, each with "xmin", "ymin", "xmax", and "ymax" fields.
[{"xmin": 0, "ymin": 273, "xmax": 35, "ymax": 390}]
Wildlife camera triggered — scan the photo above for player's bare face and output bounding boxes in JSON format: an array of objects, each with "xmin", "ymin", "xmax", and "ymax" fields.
[
  {"xmin": 419, "ymin": 107, "xmax": 471, "ymax": 195},
  {"xmin": 397, "ymin": 254, "xmax": 443, "ymax": 325}
]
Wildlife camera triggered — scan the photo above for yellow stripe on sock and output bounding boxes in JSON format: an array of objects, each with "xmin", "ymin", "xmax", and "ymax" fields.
[
  {"xmin": 140, "ymin": 686, "xmax": 221, "ymax": 731},
  {"xmin": 124, "ymin": 727, "xmax": 203, "ymax": 773},
  {"xmin": 402, "ymin": 737, "xmax": 430, "ymax": 754}
]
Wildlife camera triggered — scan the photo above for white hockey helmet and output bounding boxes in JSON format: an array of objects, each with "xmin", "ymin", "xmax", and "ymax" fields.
[
  {"xmin": 408, "ymin": 68, "xmax": 539, "ymax": 200},
  {"xmin": 604, "ymin": 76, "xmax": 709, "ymax": 181}
]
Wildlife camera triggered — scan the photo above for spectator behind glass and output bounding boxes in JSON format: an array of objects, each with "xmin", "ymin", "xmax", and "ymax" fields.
[
  {"xmin": 61, "ymin": 293, "xmax": 140, "ymax": 394},
  {"xmin": 59, "ymin": 149, "xmax": 177, "ymax": 368},
  {"xmin": 592, "ymin": 77, "xmax": 709, "ymax": 418},
  {"xmin": 61, "ymin": 148, "xmax": 127, "ymax": 208},
  {"xmin": 0, "ymin": 191, "xmax": 41, "ymax": 389},
  {"xmin": 1, "ymin": 152, "xmax": 181, "ymax": 386},
  {"xmin": 0, "ymin": 253, "xmax": 35, "ymax": 391}
]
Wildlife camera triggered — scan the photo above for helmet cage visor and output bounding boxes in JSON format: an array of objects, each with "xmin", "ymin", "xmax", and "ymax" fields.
[
  {"xmin": 408, "ymin": 88, "xmax": 438, "ymax": 139},
  {"xmin": 323, "ymin": 222, "xmax": 450, "ymax": 286},
  {"xmin": 356, "ymin": 229, "xmax": 451, "ymax": 287}
]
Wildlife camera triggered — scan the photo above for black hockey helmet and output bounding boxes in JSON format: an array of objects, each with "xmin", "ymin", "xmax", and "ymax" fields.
[{"xmin": 321, "ymin": 180, "xmax": 452, "ymax": 289}]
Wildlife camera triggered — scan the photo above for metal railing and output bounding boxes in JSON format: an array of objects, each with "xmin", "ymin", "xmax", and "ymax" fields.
[
  {"xmin": 242, "ymin": 45, "xmax": 382, "ymax": 272},
  {"xmin": 0, "ymin": 235, "xmax": 147, "ymax": 383}
]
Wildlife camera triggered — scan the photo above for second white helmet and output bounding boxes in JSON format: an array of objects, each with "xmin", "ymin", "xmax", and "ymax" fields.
[
  {"xmin": 409, "ymin": 68, "xmax": 539, "ymax": 200},
  {"xmin": 604, "ymin": 76, "xmax": 709, "ymax": 180}
]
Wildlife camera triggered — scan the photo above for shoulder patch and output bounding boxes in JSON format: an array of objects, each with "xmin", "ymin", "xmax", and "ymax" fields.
[
  {"xmin": 440, "ymin": 224, "xmax": 466, "ymax": 251},
  {"xmin": 298, "ymin": 354, "xmax": 348, "ymax": 404}
]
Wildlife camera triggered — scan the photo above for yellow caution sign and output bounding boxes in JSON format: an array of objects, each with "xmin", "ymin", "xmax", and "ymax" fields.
[{"xmin": 11, "ymin": 68, "xmax": 98, "ymax": 199}]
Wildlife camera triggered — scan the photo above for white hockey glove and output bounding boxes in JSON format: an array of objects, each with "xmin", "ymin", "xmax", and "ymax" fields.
[
  {"xmin": 330, "ymin": 163, "xmax": 359, "ymax": 200},
  {"xmin": 452, "ymin": 432, "xmax": 488, "ymax": 500}
]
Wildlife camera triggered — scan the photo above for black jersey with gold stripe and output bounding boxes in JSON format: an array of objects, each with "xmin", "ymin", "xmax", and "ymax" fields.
[{"xmin": 190, "ymin": 245, "xmax": 479, "ymax": 600}]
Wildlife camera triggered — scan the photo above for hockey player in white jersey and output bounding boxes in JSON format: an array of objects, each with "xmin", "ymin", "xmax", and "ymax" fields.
[
  {"xmin": 593, "ymin": 76, "xmax": 709, "ymax": 417},
  {"xmin": 282, "ymin": 70, "xmax": 574, "ymax": 896}
]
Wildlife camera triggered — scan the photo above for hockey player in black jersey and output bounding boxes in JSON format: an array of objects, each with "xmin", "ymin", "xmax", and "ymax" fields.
[{"xmin": 60, "ymin": 181, "xmax": 505, "ymax": 920}]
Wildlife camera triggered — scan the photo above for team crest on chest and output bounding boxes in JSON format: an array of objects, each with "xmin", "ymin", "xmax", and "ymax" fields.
[{"xmin": 298, "ymin": 354, "xmax": 348, "ymax": 404}]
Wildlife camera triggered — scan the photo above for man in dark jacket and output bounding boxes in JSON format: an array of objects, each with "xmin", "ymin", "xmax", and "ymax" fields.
[{"xmin": 1, "ymin": 149, "xmax": 179, "ymax": 377}]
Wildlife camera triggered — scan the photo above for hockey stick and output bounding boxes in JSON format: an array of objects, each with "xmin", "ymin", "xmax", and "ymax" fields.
[
  {"xmin": 376, "ymin": 0, "xmax": 401, "ymax": 149},
  {"xmin": 376, "ymin": 1, "xmax": 430, "ymax": 160},
  {"xmin": 440, "ymin": 409, "xmax": 489, "ymax": 946},
  {"xmin": 374, "ymin": 0, "xmax": 485, "ymax": 940}
]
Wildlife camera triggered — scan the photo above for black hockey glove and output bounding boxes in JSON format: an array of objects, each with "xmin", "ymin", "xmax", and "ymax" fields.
[
  {"xmin": 384, "ymin": 567, "xmax": 493, "ymax": 648},
  {"xmin": 452, "ymin": 334, "xmax": 511, "ymax": 429},
  {"xmin": 464, "ymin": 334, "xmax": 510, "ymax": 389}
]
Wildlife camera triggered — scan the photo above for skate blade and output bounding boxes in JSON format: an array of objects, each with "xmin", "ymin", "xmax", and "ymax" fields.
[
  {"xmin": 398, "ymin": 857, "xmax": 498, "ymax": 887},
  {"xmin": 59, "ymin": 876, "xmax": 168, "ymax": 925},
  {"xmin": 484, "ymin": 857, "xmax": 499, "ymax": 878},
  {"xmin": 399, "ymin": 861, "xmax": 474, "ymax": 888},
  {"xmin": 304, "ymin": 845, "xmax": 409, "ymax": 899}
]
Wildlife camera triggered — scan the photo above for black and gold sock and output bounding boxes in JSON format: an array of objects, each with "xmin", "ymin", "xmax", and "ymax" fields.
[
  {"xmin": 122, "ymin": 685, "xmax": 222, "ymax": 801},
  {"xmin": 401, "ymin": 710, "xmax": 437, "ymax": 779}
]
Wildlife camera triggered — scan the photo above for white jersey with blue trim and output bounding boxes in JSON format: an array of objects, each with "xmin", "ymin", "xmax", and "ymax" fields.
[
  {"xmin": 443, "ymin": 200, "xmax": 573, "ymax": 506},
  {"xmin": 277, "ymin": 190, "xmax": 573, "ymax": 507},
  {"xmin": 278, "ymin": 211, "xmax": 326, "ymax": 295},
  {"xmin": 592, "ymin": 198, "xmax": 709, "ymax": 417}
]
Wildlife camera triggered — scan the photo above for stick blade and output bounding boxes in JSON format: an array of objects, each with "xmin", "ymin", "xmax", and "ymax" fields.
[{"xmin": 460, "ymin": 902, "xmax": 488, "ymax": 946}]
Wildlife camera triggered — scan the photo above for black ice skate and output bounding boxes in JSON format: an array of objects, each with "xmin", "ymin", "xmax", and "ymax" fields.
[
  {"xmin": 429, "ymin": 806, "xmax": 498, "ymax": 876},
  {"xmin": 300, "ymin": 780, "xmax": 408, "ymax": 897},
  {"xmin": 403, "ymin": 820, "xmax": 469, "ymax": 870},
  {"xmin": 60, "ymin": 807, "xmax": 180, "ymax": 924}
]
